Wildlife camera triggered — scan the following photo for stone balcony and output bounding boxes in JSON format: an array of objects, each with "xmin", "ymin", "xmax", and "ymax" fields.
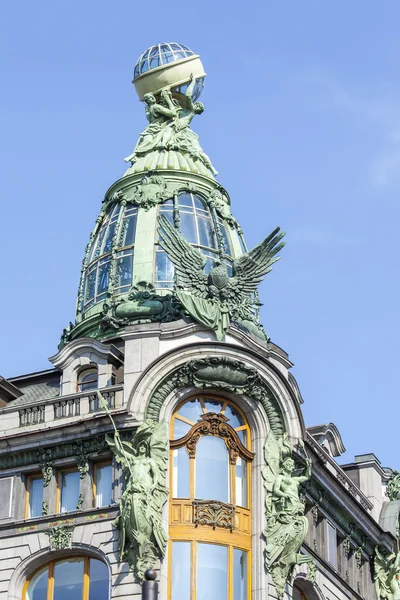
[{"xmin": 0, "ymin": 385, "xmax": 124, "ymax": 438}]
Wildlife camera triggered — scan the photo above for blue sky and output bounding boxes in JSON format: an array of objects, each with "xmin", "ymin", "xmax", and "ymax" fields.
[{"xmin": 1, "ymin": 1, "xmax": 399, "ymax": 467}]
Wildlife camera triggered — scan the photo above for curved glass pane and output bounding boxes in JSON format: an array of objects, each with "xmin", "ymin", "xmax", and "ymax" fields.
[
  {"xmin": 203, "ymin": 399, "xmax": 223, "ymax": 413},
  {"xmin": 155, "ymin": 250, "xmax": 174, "ymax": 287},
  {"xmin": 224, "ymin": 404, "xmax": 244, "ymax": 429},
  {"xmin": 180, "ymin": 213, "xmax": 197, "ymax": 244},
  {"xmin": 177, "ymin": 399, "xmax": 202, "ymax": 423},
  {"xmin": 174, "ymin": 417, "xmax": 192, "ymax": 440},
  {"xmin": 197, "ymin": 217, "xmax": 215, "ymax": 248},
  {"xmin": 195, "ymin": 436, "xmax": 229, "ymax": 502},
  {"xmin": 89, "ymin": 559, "xmax": 109, "ymax": 600},
  {"xmin": 172, "ymin": 542, "xmax": 191, "ymax": 600},
  {"xmin": 53, "ymin": 559, "xmax": 84, "ymax": 600},
  {"xmin": 173, "ymin": 448, "xmax": 190, "ymax": 498},
  {"xmin": 234, "ymin": 549, "xmax": 248, "ymax": 600},
  {"xmin": 95, "ymin": 464, "xmax": 112, "ymax": 507},
  {"xmin": 197, "ymin": 543, "xmax": 228, "ymax": 600},
  {"xmin": 27, "ymin": 566, "xmax": 48, "ymax": 600}
]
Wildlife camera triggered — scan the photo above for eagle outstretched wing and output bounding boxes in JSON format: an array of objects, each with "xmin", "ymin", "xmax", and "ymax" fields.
[
  {"xmin": 158, "ymin": 214, "xmax": 209, "ymax": 298},
  {"xmin": 228, "ymin": 227, "xmax": 285, "ymax": 298}
]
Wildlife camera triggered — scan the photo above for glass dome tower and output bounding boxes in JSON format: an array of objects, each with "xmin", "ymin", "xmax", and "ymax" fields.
[{"xmin": 60, "ymin": 43, "xmax": 278, "ymax": 347}]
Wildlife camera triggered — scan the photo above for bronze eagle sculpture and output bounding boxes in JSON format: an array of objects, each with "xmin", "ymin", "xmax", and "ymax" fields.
[{"xmin": 158, "ymin": 214, "xmax": 285, "ymax": 340}]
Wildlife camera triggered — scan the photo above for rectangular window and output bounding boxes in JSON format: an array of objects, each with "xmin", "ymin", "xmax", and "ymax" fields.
[
  {"xmin": 58, "ymin": 469, "xmax": 80, "ymax": 513},
  {"xmin": 93, "ymin": 462, "xmax": 113, "ymax": 508},
  {"xmin": 25, "ymin": 474, "xmax": 44, "ymax": 518},
  {"xmin": 327, "ymin": 521, "xmax": 337, "ymax": 568}
]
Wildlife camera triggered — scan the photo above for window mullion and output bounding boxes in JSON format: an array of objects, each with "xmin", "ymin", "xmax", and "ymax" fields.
[
  {"xmin": 191, "ymin": 541, "xmax": 197, "ymax": 600},
  {"xmin": 83, "ymin": 556, "xmax": 90, "ymax": 600},
  {"xmin": 228, "ymin": 545, "xmax": 233, "ymax": 600},
  {"xmin": 47, "ymin": 561, "xmax": 54, "ymax": 600}
]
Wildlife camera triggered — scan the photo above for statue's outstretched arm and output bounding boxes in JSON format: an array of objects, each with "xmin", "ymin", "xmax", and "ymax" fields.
[{"xmin": 185, "ymin": 73, "xmax": 196, "ymax": 109}]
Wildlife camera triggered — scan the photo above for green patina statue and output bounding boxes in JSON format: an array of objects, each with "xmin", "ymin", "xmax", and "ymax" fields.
[
  {"xmin": 262, "ymin": 432, "xmax": 313, "ymax": 598},
  {"xmin": 124, "ymin": 75, "xmax": 217, "ymax": 176},
  {"xmin": 387, "ymin": 471, "xmax": 400, "ymax": 501},
  {"xmin": 158, "ymin": 213, "xmax": 285, "ymax": 340},
  {"xmin": 374, "ymin": 546, "xmax": 400, "ymax": 600},
  {"xmin": 99, "ymin": 393, "xmax": 168, "ymax": 582}
]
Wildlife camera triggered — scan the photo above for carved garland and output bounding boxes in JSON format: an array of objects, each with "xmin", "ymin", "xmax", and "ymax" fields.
[{"xmin": 145, "ymin": 356, "xmax": 285, "ymax": 437}]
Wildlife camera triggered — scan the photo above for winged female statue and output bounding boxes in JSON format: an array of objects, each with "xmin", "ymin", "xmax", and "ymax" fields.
[
  {"xmin": 374, "ymin": 546, "xmax": 400, "ymax": 600},
  {"xmin": 98, "ymin": 393, "xmax": 168, "ymax": 582},
  {"xmin": 158, "ymin": 214, "xmax": 285, "ymax": 340},
  {"xmin": 262, "ymin": 432, "xmax": 313, "ymax": 598}
]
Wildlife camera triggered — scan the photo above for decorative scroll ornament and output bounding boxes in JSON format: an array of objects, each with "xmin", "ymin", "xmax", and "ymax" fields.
[
  {"xmin": 99, "ymin": 393, "xmax": 168, "ymax": 583},
  {"xmin": 127, "ymin": 174, "xmax": 170, "ymax": 211},
  {"xmin": 46, "ymin": 525, "xmax": 74, "ymax": 550},
  {"xmin": 38, "ymin": 448, "xmax": 53, "ymax": 487},
  {"xmin": 374, "ymin": 546, "xmax": 400, "ymax": 600},
  {"xmin": 72, "ymin": 441, "xmax": 90, "ymax": 479},
  {"xmin": 146, "ymin": 356, "xmax": 285, "ymax": 438},
  {"xmin": 158, "ymin": 214, "xmax": 285, "ymax": 340},
  {"xmin": 193, "ymin": 500, "xmax": 235, "ymax": 531},
  {"xmin": 387, "ymin": 471, "xmax": 400, "ymax": 501},
  {"xmin": 101, "ymin": 281, "xmax": 180, "ymax": 331},
  {"xmin": 262, "ymin": 432, "xmax": 313, "ymax": 599},
  {"xmin": 171, "ymin": 412, "xmax": 253, "ymax": 465}
]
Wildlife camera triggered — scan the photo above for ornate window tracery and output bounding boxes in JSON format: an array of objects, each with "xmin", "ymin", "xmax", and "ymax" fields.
[
  {"xmin": 23, "ymin": 556, "xmax": 109, "ymax": 600},
  {"xmin": 168, "ymin": 396, "xmax": 252, "ymax": 600}
]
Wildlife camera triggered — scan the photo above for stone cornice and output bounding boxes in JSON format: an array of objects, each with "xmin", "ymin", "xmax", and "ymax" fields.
[{"xmin": 49, "ymin": 337, "xmax": 124, "ymax": 370}]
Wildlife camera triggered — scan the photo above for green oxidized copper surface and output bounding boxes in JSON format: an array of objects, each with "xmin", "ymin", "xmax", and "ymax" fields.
[
  {"xmin": 124, "ymin": 75, "xmax": 217, "ymax": 179},
  {"xmin": 99, "ymin": 393, "xmax": 168, "ymax": 582},
  {"xmin": 158, "ymin": 214, "xmax": 284, "ymax": 340},
  {"xmin": 387, "ymin": 471, "xmax": 400, "ymax": 501},
  {"xmin": 374, "ymin": 546, "xmax": 400, "ymax": 600},
  {"xmin": 263, "ymin": 432, "xmax": 313, "ymax": 599}
]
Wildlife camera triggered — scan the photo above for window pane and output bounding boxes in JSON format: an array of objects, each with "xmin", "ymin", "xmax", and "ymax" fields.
[
  {"xmin": 173, "ymin": 448, "xmax": 190, "ymax": 498},
  {"xmin": 174, "ymin": 417, "xmax": 192, "ymax": 440},
  {"xmin": 89, "ymin": 559, "xmax": 109, "ymax": 600},
  {"xmin": 224, "ymin": 404, "xmax": 244, "ymax": 429},
  {"xmin": 97, "ymin": 260, "xmax": 110, "ymax": 295},
  {"xmin": 155, "ymin": 251, "xmax": 174, "ymax": 285},
  {"xmin": 61, "ymin": 471, "xmax": 80, "ymax": 513},
  {"xmin": 53, "ymin": 559, "xmax": 84, "ymax": 600},
  {"xmin": 234, "ymin": 549, "xmax": 247, "ymax": 600},
  {"xmin": 95, "ymin": 464, "xmax": 112, "ymax": 507},
  {"xmin": 196, "ymin": 436, "xmax": 229, "ymax": 503},
  {"xmin": 27, "ymin": 566, "xmax": 48, "ymax": 600},
  {"xmin": 177, "ymin": 399, "xmax": 202, "ymax": 423},
  {"xmin": 29, "ymin": 477, "xmax": 44, "ymax": 518},
  {"xmin": 197, "ymin": 543, "xmax": 228, "ymax": 600},
  {"xmin": 123, "ymin": 213, "xmax": 137, "ymax": 247},
  {"xmin": 235, "ymin": 457, "xmax": 247, "ymax": 508},
  {"xmin": 117, "ymin": 253, "xmax": 133, "ymax": 290},
  {"xmin": 172, "ymin": 542, "xmax": 191, "ymax": 600},
  {"xmin": 180, "ymin": 212, "xmax": 197, "ymax": 244},
  {"xmin": 178, "ymin": 193, "xmax": 193, "ymax": 209},
  {"xmin": 203, "ymin": 399, "xmax": 223, "ymax": 413},
  {"xmin": 197, "ymin": 217, "xmax": 215, "ymax": 248},
  {"xmin": 85, "ymin": 270, "xmax": 96, "ymax": 303},
  {"xmin": 102, "ymin": 222, "xmax": 116, "ymax": 254}
]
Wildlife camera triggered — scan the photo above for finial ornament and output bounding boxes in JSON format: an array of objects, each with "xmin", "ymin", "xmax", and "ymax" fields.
[{"xmin": 157, "ymin": 214, "xmax": 285, "ymax": 340}]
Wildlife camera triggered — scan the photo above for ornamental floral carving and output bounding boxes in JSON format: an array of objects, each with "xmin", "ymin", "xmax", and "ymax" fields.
[
  {"xmin": 193, "ymin": 500, "xmax": 235, "ymax": 531},
  {"xmin": 46, "ymin": 525, "xmax": 74, "ymax": 550},
  {"xmin": 129, "ymin": 174, "xmax": 170, "ymax": 210},
  {"xmin": 38, "ymin": 448, "xmax": 53, "ymax": 487}
]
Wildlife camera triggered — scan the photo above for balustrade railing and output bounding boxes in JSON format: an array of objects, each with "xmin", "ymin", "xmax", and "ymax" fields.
[{"xmin": 17, "ymin": 385, "xmax": 123, "ymax": 428}]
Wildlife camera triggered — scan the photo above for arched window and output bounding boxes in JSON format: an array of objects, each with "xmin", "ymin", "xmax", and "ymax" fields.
[
  {"xmin": 82, "ymin": 202, "xmax": 138, "ymax": 310},
  {"xmin": 155, "ymin": 193, "xmax": 233, "ymax": 288},
  {"xmin": 168, "ymin": 396, "xmax": 253, "ymax": 600},
  {"xmin": 24, "ymin": 556, "xmax": 109, "ymax": 600},
  {"xmin": 77, "ymin": 367, "xmax": 98, "ymax": 392}
]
